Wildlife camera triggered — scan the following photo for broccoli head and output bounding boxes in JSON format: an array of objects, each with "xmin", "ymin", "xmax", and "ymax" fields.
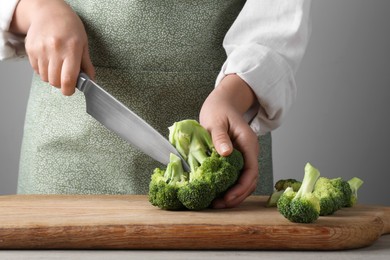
[
  {"xmin": 277, "ymin": 163, "xmax": 321, "ymax": 223},
  {"xmin": 149, "ymin": 119, "xmax": 244, "ymax": 211}
]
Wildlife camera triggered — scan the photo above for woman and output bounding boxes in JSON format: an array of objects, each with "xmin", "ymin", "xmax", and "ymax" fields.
[{"xmin": 0, "ymin": 0, "xmax": 311, "ymax": 208}]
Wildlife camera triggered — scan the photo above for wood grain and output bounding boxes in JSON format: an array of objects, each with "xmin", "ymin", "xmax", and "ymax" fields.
[{"xmin": 0, "ymin": 195, "xmax": 388, "ymax": 250}]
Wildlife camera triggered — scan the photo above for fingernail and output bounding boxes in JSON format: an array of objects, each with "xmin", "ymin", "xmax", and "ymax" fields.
[{"xmin": 220, "ymin": 143, "xmax": 230, "ymax": 154}]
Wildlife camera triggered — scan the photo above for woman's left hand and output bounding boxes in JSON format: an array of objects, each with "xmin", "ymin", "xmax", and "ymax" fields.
[{"xmin": 199, "ymin": 74, "xmax": 259, "ymax": 209}]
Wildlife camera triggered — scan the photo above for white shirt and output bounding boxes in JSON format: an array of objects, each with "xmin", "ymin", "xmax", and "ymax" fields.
[{"xmin": 0, "ymin": 0, "xmax": 312, "ymax": 135}]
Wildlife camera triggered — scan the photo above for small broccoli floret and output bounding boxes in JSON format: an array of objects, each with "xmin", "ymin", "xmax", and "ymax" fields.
[
  {"xmin": 313, "ymin": 177, "xmax": 341, "ymax": 216},
  {"xmin": 277, "ymin": 163, "xmax": 321, "ymax": 223},
  {"xmin": 346, "ymin": 177, "xmax": 364, "ymax": 207},
  {"xmin": 266, "ymin": 190, "xmax": 285, "ymax": 208},
  {"xmin": 276, "ymin": 187, "xmax": 296, "ymax": 219},
  {"xmin": 266, "ymin": 179, "xmax": 302, "ymax": 207},
  {"xmin": 313, "ymin": 176, "xmax": 356, "ymax": 216},
  {"xmin": 148, "ymin": 153, "xmax": 188, "ymax": 210},
  {"xmin": 274, "ymin": 179, "xmax": 302, "ymax": 192},
  {"xmin": 149, "ymin": 119, "xmax": 244, "ymax": 211},
  {"xmin": 330, "ymin": 177, "xmax": 352, "ymax": 208}
]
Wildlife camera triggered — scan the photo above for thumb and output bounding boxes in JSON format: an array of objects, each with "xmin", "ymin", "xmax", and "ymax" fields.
[
  {"xmin": 210, "ymin": 126, "xmax": 233, "ymax": 157},
  {"xmin": 81, "ymin": 45, "xmax": 95, "ymax": 80}
]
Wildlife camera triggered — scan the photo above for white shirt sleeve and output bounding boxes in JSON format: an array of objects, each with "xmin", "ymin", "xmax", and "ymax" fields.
[
  {"xmin": 218, "ymin": 0, "xmax": 312, "ymax": 135},
  {"xmin": 0, "ymin": 0, "xmax": 26, "ymax": 60}
]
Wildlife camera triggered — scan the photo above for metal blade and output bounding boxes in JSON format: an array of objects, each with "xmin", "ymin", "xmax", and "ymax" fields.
[{"xmin": 76, "ymin": 73, "xmax": 190, "ymax": 171}]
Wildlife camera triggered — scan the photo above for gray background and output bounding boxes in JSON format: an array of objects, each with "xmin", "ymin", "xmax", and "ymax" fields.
[{"xmin": 0, "ymin": 0, "xmax": 389, "ymax": 206}]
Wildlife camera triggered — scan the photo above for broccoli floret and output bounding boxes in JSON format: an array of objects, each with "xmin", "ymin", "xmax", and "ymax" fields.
[
  {"xmin": 313, "ymin": 177, "xmax": 342, "ymax": 216},
  {"xmin": 266, "ymin": 190, "xmax": 285, "ymax": 208},
  {"xmin": 266, "ymin": 179, "xmax": 302, "ymax": 207},
  {"xmin": 177, "ymin": 180, "xmax": 216, "ymax": 210},
  {"xmin": 345, "ymin": 177, "xmax": 364, "ymax": 207},
  {"xmin": 194, "ymin": 149, "xmax": 242, "ymax": 194},
  {"xmin": 277, "ymin": 163, "xmax": 321, "ymax": 223},
  {"xmin": 274, "ymin": 179, "xmax": 302, "ymax": 192},
  {"xmin": 149, "ymin": 119, "xmax": 244, "ymax": 211},
  {"xmin": 313, "ymin": 176, "xmax": 357, "ymax": 216},
  {"xmin": 148, "ymin": 153, "xmax": 188, "ymax": 210},
  {"xmin": 330, "ymin": 177, "xmax": 353, "ymax": 208},
  {"xmin": 221, "ymin": 148, "xmax": 245, "ymax": 171}
]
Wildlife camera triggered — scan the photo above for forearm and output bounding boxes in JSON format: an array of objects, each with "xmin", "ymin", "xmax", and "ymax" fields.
[{"xmin": 220, "ymin": 0, "xmax": 312, "ymax": 134}]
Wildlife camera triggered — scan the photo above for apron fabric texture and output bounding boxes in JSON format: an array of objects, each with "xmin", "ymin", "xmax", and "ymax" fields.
[{"xmin": 18, "ymin": 0, "xmax": 273, "ymax": 195}]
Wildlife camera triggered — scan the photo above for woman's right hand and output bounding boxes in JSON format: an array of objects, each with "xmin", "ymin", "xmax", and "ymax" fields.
[{"xmin": 10, "ymin": 0, "xmax": 95, "ymax": 96}]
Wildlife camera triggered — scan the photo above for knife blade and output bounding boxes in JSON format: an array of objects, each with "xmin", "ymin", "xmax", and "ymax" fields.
[{"xmin": 76, "ymin": 72, "xmax": 191, "ymax": 172}]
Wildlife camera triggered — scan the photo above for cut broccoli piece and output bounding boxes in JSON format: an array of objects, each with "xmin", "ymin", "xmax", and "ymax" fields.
[
  {"xmin": 313, "ymin": 177, "xmax": 342, "ymax": 216},
  {"xmin": 266, "ymin": 190, "xmax": 285, "ymax": 208},
  {"xmin": 313, "ymin": 176, "xmax": 357, "ymax": 216},
  {"xmin": 274, "ymin": 179, "xmax": 302, "ymax": 192},
  {"xmin": 330, "ymin": 177, "xmax": 352, "ymax": 208},
  {"xmin": 346, "ymin": 177, "xmax": 364, "ymax": 207},
  {"xmin": 266, "ymin": 179, "xmax": 302, "ymax": 207},
  {"xmin": 277, "ymin": 163, "xmax": 321, "ymax": 223},
  {"xmin": 149, "ymin": 120, "xmax": 244, "ymax": 211}
]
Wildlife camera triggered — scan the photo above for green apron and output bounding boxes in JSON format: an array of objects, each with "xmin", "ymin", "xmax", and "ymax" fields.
[{"xmin": 18, "ymin": 0, "xmax": 273, "ymax": 195}]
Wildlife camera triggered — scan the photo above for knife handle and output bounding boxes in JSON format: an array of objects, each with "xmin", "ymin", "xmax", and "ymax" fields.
[{"xmin": 76, "ymin": 72, "xmax": 90, "ymax": 92}]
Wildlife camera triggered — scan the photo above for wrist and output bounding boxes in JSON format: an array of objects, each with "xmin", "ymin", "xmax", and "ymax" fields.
[
  {"xmin": 10, "ymin": 0, "xmax": 36, "ymax": 34},
  {"xmin": 216, "ymin": 74, "xmax": 257, "ymax": 115},
  {"xmin": 10, "ymin": 0, "xmax": 69, "ymax": 34}
]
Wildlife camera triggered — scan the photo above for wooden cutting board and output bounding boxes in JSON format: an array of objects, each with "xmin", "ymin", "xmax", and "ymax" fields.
[{"xmin": 0, "ymin": 195, "xmax": 388, "ymax": 250}]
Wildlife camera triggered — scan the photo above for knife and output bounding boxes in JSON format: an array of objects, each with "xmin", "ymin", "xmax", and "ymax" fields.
[{"xmin": 76, "ymin": 72, "xmax": 191, "ymax": 172}]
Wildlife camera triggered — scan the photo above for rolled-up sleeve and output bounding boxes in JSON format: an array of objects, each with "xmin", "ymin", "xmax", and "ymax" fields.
[
  {"xmin": 0, "ymin": 0, "xmax": 26, "ymax": 60},
  {"xmin": 217, "ymin": 0, "xmax": 312, "ymax": 135}
]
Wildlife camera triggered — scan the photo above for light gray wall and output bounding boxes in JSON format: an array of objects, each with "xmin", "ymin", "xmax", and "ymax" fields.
[
  {"xmin": 272, "ymin": 0, "xmax": 390, "ymax": 206},
  {"xmin": 1, "ymin": 0, "xmax": 389, "ymax": 206}
]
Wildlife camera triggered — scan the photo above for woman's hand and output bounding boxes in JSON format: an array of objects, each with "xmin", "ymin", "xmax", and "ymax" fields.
[
  {"xmin": 10, "ymin": 0, "xmax": 95, "ymax": 95},
  {"xmin": 200, "ymin": 74, "xmax": 259, "ymax": 209}
]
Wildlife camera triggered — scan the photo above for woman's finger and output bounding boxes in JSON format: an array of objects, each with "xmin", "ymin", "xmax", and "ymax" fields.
[
  {"xmin": 210, "ymin": 124, "xmax": 233, "ymax": 157},
  {"xmin": 80, "ymin": 44, "xmax": 95, "ymax": 80},
  {"xmin": 60, "ymin": 58, "xmax": 80, "ymax": 96},
  {"xmin": 37, "ymin": 57, "xmax": 49, "ymax": 82},
  {"xmin": 48, "ymin": 57, "xmax": 63, "ymax": 89}
]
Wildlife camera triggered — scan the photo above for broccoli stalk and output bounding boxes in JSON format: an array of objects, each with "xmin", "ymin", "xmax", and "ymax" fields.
[
  {"xmin": 277, "ymin": 163, "xmax": 321, "ymax": 223},
  {"xmin": 266, "ymin": 190, "xmax": 285, "ymax": 208},
  {"xmin": 169, "ymin": 119, "xmax": 213, "ymax": 173},
  {"xmin": 346, "ymin": 177, "xmax": 364, "ymax": 207},
  {"xmin": 149, "ymin": 119, "xmax": 244, "ymax": 211}
]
